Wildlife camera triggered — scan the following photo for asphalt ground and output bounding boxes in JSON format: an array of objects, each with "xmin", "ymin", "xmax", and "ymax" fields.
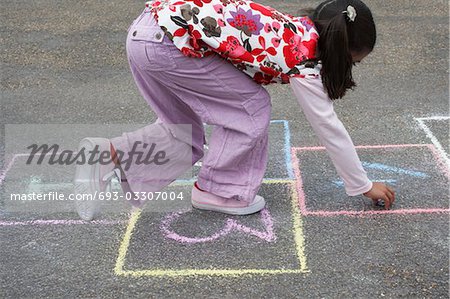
[{"xmin": 1, "ymin": 0, "xmax": 449, "ymax": 298}]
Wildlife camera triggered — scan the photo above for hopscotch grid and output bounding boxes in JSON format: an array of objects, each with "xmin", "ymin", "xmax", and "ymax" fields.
[
  {"xmin": 293, "ymin": 143, "xmax": 450, "ymax": 216},
  {"xmin": 114, "ymin": 180, "xmax": 311, "ymax": 277},
  {"xmin": 113, "ymin": 126, "xmax": 312, "ymax": 277}
]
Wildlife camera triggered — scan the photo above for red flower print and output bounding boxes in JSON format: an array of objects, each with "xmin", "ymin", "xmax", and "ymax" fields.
[
  {"xmin": 213, "ymin": 4, "xmax": 223, "ymax": 13},
  {"xmin": 280, "ymin": 73, "xmax": 290, "ymax": 84},
  {"xmin": 185, "ymin": 0, "xmax": 212, "ymax": 7},
  {"xmin": 271, "ymin": 22, "xmax": 280, "ymax": 32},
  {"xmin": 282, "ymin": 28, "xmax": 314, "ymax": 68},
  {"xmin": 227, "ymin": 8, "xmax": 264, "ymax": 37},
  {"xmin": 301, "ymin": 35, "xmax": 318, "ymax": 59},
  {"xmin": 181, "ymin": 47, "xmax": 202, "ymax": 57},
  {"xmin": 271, "ymin": 37, "xmax": 281, "ymax": 47},
  {"xmin": 216, "ymin": 36, "xmax": 254, "ymax": 63},
  {"xmin": 187, "ymin": 24, "xmax": 203, "ymax": 50},
  {"xmin": 249, "ymin": 2, "xmax": 272, "ymax": 17},
  {"xmin": 260, "ymin": 65, "xmax": 280, "ymax": 77},
  {"xmin": 253, "ymin": 72, "xmax": 274, "ymax": 84}
]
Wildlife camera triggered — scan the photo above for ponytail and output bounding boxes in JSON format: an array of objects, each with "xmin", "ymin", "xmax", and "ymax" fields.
[{"xmin": 316, "ymin": 12, "xmax": 354, "ymax": 99}]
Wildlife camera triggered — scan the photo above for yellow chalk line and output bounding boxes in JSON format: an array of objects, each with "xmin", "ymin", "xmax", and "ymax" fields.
[
  {"xmin": 119, "ymin": 268, "xmax": 306, "ymax": 278},
  {"xmin": 114, "ymin": 208, "xmax": 142, "ymax": 275},
  {"xmin": 288, "ymin": 181, "xmax": 310, "ymax": 272},
  {"xmin": 114, "ymin": 179, "xmax": 310, "ymax": 277}
]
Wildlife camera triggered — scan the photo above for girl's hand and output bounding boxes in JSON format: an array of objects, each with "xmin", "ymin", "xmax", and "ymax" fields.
[{"xmin": 363, "ymin": 182, "xmax": 396, "ymax": 209}]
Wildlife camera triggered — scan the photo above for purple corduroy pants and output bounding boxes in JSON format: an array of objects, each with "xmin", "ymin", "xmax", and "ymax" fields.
[{"xmin": 110, "ymin": 8, "xmax": 272, "ymax": 202}]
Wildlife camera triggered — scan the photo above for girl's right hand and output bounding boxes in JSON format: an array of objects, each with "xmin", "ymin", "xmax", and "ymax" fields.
[{"xmin": 363, "ymin": 182, "xmax": 396, "ymax": 209}]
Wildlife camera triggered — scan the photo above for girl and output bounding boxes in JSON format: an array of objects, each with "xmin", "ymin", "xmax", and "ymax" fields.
[{"xmin": 74, "ymin": 0, "xmax": 395, "ymax": 220}]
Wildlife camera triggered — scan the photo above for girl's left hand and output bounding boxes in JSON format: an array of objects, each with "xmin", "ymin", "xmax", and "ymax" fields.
[{"xmin": 362, "ymin": 182, "xmax": 396, "ymax": 209}]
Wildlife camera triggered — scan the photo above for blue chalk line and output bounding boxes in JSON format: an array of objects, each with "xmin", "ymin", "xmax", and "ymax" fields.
[
  {"xmin": 332, "ymin": 179, "xmax": 397, "ymax": 187},
  {"xmin": 271, "ymin": 120, "xmax": 294, "ymax": 179},
  {"xmin": 361, "ymin": 162, "xmax": 428, "ymax": 178}
]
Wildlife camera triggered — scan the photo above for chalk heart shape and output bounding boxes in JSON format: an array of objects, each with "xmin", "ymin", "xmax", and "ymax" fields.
[{"xmin": 160, "ymin": 208, "xmax": 276, "ymax": 244}]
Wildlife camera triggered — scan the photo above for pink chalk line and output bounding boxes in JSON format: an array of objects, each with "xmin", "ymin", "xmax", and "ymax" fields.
[
  {"xmin": 291, "ymin": 144, "xmax": 450, "ymax": 217},
  {"xmin": 0, "ymin": 219, "xmax": 127, "ymax": 226},
  {"xmin": 295, "ymin": 144, "xmax": 431, "ymax": 151},
  {"xmin": 305, "ymin": 208, "xmax": 449, "ymax": 217},
  {"xmin": 160, "ymin": 208, "xmax": 276, "ymax": 243}
]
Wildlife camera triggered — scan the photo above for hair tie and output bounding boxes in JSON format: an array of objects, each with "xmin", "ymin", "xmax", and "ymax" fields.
[{"xmin": 342, "ymin": 5, "xmax": 357, "ymax": 22}]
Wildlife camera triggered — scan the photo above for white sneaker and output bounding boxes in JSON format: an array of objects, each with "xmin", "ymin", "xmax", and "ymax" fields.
[
  {"xmin": 73, "ymin": 137, "xmax": 119, "ymax": 221},
  {"xmin": 191, "ymin": 182, "xmax": 266, "ymax": 215}
]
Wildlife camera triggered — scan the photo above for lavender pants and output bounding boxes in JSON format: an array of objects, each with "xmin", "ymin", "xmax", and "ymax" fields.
[{"xmin": 110, "ymin": 8, "xmax": 272, "ymax": 202}]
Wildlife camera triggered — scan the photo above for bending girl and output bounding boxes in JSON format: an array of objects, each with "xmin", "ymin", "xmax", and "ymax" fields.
[{"xmin": 74, "ymin": 0, "xmax": 395, "ymax": 220}]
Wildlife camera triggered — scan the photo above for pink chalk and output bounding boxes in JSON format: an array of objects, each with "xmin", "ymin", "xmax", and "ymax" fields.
[
  {"xmin": 160, "ymin": 208, "xmax": 276, "ymax": 243},
  {"xmin": 291, "ymin": 147, "xmax": 308, "ymax": 215},
  {"xmin": 0, "ymin": 219, "xmax": 126, "ymax": 226},
  {"xmin": 305, "ymin": 208, "xmax": 450, "ymax": 217},
  {"xmin": 294, "ymin": 144, "xmax": 430, "ymax": 151}
]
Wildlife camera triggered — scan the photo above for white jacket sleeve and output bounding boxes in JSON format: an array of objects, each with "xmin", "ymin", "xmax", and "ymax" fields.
[{"xmin": 289, "ymin": 75, "xmax": 373, "ymax": 196}]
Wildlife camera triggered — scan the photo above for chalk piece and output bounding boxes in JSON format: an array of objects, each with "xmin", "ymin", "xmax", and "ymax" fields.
[{"xmin": 374, "ymin": 199, "xmax": 385, "ymax": 208}]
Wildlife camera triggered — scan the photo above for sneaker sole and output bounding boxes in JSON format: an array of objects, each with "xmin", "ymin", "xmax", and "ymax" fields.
[
  {"xmin": 191, "ymin": 198, "xmax": 266, "ymax": 215},
  {"xmin": 73, "ymin": 138, "xmax": 108, "ymax": 221}
]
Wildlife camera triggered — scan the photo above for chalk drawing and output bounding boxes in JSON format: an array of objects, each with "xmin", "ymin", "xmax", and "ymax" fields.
[
  {"xmin": 361, "ymin": 162, "xmax": 429, "ymax": 178},
  {"xmin": 114, "ymin": 179, "xmax": 310, "ymax": 277},
  {"xmin": 272, "ymin": 120, "xmax": 295, "ymax": 179},
  {"xmin": 332, "ymin": 160, "xmax": 429, "ymax": 188},
  {"xmin": 292, "ymin": 144, "xmax": 450, "ymax": 216},
  {"xmin": 415, "ymin": 116, "xmax": 450, "ymax": 171},
  {"xmin": 333, "ymin": 179, "xmax": 397, "ymax": 188},
  {"xmin": 160, "ymin": 208, "xmax": 275, "ymax": 244},
  {"xmin": 0, "ymin": 219, "xmax": 126, "ymax": 226}
]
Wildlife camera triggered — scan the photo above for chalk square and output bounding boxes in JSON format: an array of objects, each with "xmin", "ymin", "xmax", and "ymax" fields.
[
  {"xmin": 114, "ymin": 181, "xmax": 310, "ymax": 277},
  {"xmin": 293, "ymin": 144, "xmax": 450, "ymax": 216}
]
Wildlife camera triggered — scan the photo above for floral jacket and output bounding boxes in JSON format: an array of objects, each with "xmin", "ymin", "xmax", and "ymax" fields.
[{"xmin": 145, "ymin": 0, "xmax": 320, "ymax": 84}]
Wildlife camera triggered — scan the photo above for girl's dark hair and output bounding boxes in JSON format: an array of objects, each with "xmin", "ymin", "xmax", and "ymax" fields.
[{"xmin": 303, "ymin": 0, "xmax": 376, "ymax": 100}]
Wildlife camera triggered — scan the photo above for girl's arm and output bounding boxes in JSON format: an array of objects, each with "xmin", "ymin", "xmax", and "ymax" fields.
[{"xmin": 289, "ymin": 75, "xmax": 373, "ymax": 196}]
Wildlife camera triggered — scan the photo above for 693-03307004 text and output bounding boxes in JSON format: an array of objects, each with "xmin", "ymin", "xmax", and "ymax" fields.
[{"xmin": 9, "ymin": 191, "xmax": 185, "ymax": 202}]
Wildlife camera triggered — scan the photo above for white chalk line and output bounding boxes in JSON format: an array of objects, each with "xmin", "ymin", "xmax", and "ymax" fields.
[{"xmin": 414, "ymin": 116, "xmax": 450, "ymax": 169}]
